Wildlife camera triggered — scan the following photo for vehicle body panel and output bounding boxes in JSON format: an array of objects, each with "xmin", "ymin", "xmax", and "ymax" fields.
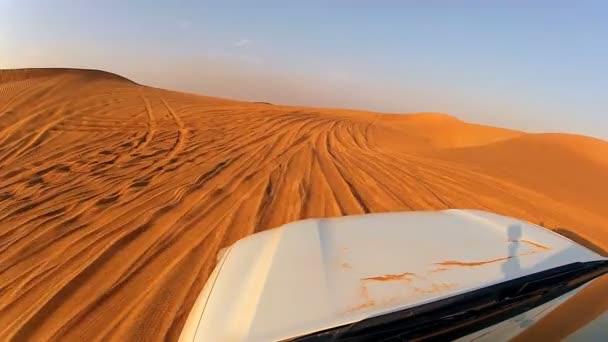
[{"xmin": 179, "ymin": 209, "xmax": 607, "ymax": 341}]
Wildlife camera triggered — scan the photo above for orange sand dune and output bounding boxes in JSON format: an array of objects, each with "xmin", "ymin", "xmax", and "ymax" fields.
[{"xmin": 0, "ymin": 68, "xmax": 606, "ymax": 341}]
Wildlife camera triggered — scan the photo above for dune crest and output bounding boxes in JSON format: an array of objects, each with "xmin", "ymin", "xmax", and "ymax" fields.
[
  {"xmin": 0, "ymin": 68, "xmax": 136, "ymax": 84},
  {"xmin": 0, "ymin": 68, "xmax": 606, "ymax": 341}
]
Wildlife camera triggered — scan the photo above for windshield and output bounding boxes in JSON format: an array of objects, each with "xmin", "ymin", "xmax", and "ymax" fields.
[{"xmin": 293, "ymin": 261, "xmax": 608, "ymax": 341}]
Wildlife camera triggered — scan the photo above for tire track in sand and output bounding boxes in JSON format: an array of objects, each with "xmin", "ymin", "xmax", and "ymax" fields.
[{"xmin": 159, "ymin": 97, "xmax": 188, "ymax": 167}]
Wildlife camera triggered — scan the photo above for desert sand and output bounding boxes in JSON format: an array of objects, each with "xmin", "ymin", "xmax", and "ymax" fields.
[{"xmin": 0, "ymin": 68, "xmax": 606, "ymax": 341}]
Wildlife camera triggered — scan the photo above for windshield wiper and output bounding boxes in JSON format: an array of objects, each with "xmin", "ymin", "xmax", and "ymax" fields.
[{"xmin": 292, "ymin": 260, "xmax": 608, "ymax": 342}]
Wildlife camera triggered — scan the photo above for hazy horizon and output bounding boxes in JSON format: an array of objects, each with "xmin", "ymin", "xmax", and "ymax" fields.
[{"xmin": 2, "ymin": 0, "xmax": 607, "ymax": 139}]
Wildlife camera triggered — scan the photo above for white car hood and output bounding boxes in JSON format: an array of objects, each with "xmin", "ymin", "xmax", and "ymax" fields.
[{"xmin": 181, "ymin": 209, "xmax": 605, "ymax": 341}]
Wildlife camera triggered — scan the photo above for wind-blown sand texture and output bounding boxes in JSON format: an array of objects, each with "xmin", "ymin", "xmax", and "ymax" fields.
[{"xmin": 1, "ymin": 68, "xmax": 606, "ymax": 341}]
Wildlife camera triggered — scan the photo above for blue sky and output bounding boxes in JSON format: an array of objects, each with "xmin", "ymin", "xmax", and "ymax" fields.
[{"xmin": 1, "ymin": 1, "xmax": 607, "ymax": 139}]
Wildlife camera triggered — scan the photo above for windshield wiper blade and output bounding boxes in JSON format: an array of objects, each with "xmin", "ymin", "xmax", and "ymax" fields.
[{"xmin": 292, "ymin": 260, "xmax": 608, "ymax": 342}]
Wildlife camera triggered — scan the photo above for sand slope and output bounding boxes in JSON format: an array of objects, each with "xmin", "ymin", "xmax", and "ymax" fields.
[{"xmin": 0, "ymin": 68, "xmax": 607, "ymax": 341}]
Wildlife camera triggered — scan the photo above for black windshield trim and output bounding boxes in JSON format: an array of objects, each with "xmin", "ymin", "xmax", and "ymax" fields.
[{"xmin": 291, "ymin": 260, "xmax": 608, "ymax": 342}]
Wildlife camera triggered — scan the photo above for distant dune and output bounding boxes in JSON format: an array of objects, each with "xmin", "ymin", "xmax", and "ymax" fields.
[{"xmin": 0, "ymin": 68, "xmax": 606, "ymax": 341}]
